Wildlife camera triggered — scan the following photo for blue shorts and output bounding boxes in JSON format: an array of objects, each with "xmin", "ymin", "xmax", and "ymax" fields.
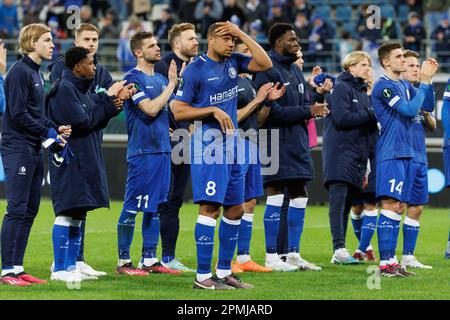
[
  {"xmin": 444, "ymin": 147, "xmax": 450, "ymax": 188},
  {"xmin": 408, "ymin": 161, "xmax": 428, "ymax": 205},
  {"xmin": 376, "ymin": 159, "xmax": 412, "ymax": 203},
  {"xmin": 243, "ymin": 139, "xmax": 263, "ymax": 201},
  {"xmin": 123, "ymin": 153, "xmax": 171, "ymax": 212}
]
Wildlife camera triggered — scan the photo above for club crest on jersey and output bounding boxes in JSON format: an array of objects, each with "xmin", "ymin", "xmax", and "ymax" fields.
[
  {"xmin": 298, "ymin": 83, "xmax": 304, "ymax": 94},
  {"xmin": 228, "ymin": 67, "xmax": 237, "ymax": 79},
  {"xmin": 382, "ymin": 88, "xmax": 392, "ymax": 98}
]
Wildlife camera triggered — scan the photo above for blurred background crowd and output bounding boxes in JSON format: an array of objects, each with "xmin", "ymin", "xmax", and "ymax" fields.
[{"xmin": 0, "ymin": 0, "xmax": 449, "ymax": 72}]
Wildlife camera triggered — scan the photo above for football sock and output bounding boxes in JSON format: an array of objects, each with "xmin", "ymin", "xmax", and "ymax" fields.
[
  {"xmin": 350, "ymin": 210, "xmax": 363, "ymax": 241},
  {"xmin": 142, "ymin": 212, "xmax": 159, "ymax": 266},
  {"xmin": 237, "ymin": 213, "xmax": 253, "ymax": 258},
  {"xmin": 217, "ymin": 216, "xmax": 240, "ymax": 278},
  {"xmin": 117, "ymin": 209, "xmax": 137, "ymax": 260},
  {"xmin": 377, "ymin": 210, "xmax": 401, "ymax": 264},
  {"xmin": 358, "ymin": 209, "xmax": 378, "ymax": 252},
  {"xmin": 287, "ymin": 198, "xmax": 307, "ymax": 253},
  {"xmin": 403, "ymin": 216, "xmax": 420, "ymax": 255},
  {"xmin": 76, "ymin": 220, "xmax": 86, "ymax": 262},
  {"xmin": 66, "ymin": 219, "xmax": 82, "ymax": 272},
  {"xmin": 52, "ymin": 216, "xmax": 71, "ymax": 272},
  {"xmin": 264, "ymin": 194, "xmax": 284, "ymax": 254},
  {"xmin": 390, "ymin": 217, "xmax": 401, "ymax": 260},
  {"xmin": 195, "ymin": 215, "xmax": 216, "ymax": 280}
]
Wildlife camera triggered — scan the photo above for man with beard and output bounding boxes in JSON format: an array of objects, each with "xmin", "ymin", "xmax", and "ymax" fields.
[
  {"xmin": 154, "ymin": 23, "xmax": 199, "ymax": 272},
  {"xmin": 116, "ymin": 32, "xmax": 181, "ymax": 276}
]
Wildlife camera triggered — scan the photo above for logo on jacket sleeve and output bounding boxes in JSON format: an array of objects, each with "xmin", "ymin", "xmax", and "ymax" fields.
[{"xmin": 382, "ymin": 88, "xmax": 392, "ymax": 98}]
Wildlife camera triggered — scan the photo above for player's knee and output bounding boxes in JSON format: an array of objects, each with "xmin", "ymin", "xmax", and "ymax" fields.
[
  {"xmin": 244, "ymin": 199, "xmax": 257, "ymax": 213},
  {"xmin": 407, "ymin": 205, "xmax": 423, "ymax": 220},
  {"xmin": 351, "ymin": 205, "xmax": 363, "ymax": 215},
  {"xmin": 118, "ymin": 209, "xmax": 137, "ymax": 226}
]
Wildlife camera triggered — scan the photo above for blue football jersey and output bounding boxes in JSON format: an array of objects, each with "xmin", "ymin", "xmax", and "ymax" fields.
[
  {"xmin": 123, "ymin": 68, "xmax": 172, "ymax": 159},
  {"xmin": 443, "ymin": 78, "xmax": 450, "ymax": 148},
  {"xmin": 372, "ymin": 75, "xmax": 417, "ymax": 163},
  {"xmin": 175, "ymin": 53, "xmax": 252, "ymax": 133}
]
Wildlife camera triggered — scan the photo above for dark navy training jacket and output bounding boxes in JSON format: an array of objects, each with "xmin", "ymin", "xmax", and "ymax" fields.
[
  {"xmin": 1, "ymin": 55, "xmax": 57, "ymax": 155},
  {"xmin": 322, "ymin": 71, "xmax": 377, "ymax": 189},
  {"xmin": 253, "ymin": 50, "xmax": 314, "ymax": 184},
  {"xmin": 46, "ymin": 69, "xmax": 119, "ymax": 214}
]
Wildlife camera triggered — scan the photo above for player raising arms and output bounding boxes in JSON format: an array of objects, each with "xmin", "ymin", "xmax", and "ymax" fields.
[
  {"xmin": 399, "ymin": 49, "xmax": 436, "ymax": 269},
  {"xmin": 372, "ymin": 42, "xmax": 437, "ymax": 277},
  {"xmin": 172, "ymin": 21, "xmax": 272, "ymax": 289},
  {"xmin": 115, "ymin": 32, "xmax": 182, "ymax": 276}
]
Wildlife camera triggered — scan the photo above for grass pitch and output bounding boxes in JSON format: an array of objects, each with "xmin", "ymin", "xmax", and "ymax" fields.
[{"xmin": 0, "ymin": 200, "xmax": 448, "ymax": 300}]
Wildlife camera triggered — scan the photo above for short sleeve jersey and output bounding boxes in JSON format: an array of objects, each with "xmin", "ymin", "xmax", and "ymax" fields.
[
  {"xmin": 174, "ymin": 52, "xmax": 252, "ymax": 134},
  {"xmin": 123, "ymin": 68, "xmax": 172, "ymax": 159}
]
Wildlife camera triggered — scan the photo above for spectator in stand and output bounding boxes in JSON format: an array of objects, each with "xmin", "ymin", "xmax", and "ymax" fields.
[
  {"xmin": 381, "ymin": 17, "xmax": 398, "ymax": 41},
  {"xmin": 403, "ymin": 0, "xmax": 424, "ymax": 17},
  {"xmin": 0, "ymin": 0, "xmax": 19, "ymax": 39},
  {"xmin": 245, "ymin": 0, "xmax": 268, "ymax": 30},
  {"xmin": 117, "ymin": 15, "xmax": 143, "ymax": 72},
  {"xmin": 195, "ymin": 0, "xmax": 223, "ymax": 38},
  {"xmin": 403, "ymin": 11, "xmax": 426, "ymax": 54},
  {"xmin": 80, "ymin": 5, "xmax": 98, "ymax": 26},
  {"xmin": 339, "ymin": 31, "xmax": 359, "ymax": 67},
  {"xmin": 424, "ymin": 0, "xmax": 450, "ymax": 39},
  {"xmin": 222, "ymin": 0, "xmax": 246, "ymax": 27},
  {"xmin": 431, "ymin": 13, "xmax": 450, "ymax": 71},
  {"xmin": 98, "ymin": 8, "xmax": 121, "ymax": 39},
  {"xmin": 22, "ymin": 0, "xmax": 46, "ymax": 26},
  {"xmin": 267, "ymin": 0, "xmax": 286, "ymax": 20},
  {"xmin": 249, "ymin": 19, "xmax": 267, "ymax": 43},
  {"xmin": 89, "ymin": 0, "xmax": 110, "ymax": 18},
  {"xmin": 132, "ymin": 0, "xmax": 151, "ymax": 20},
  {"xmin": 179, "ymin": 0, "xmax": 199, "ymax": 26},
  {"xmin": 48, "ymin": 16, "xmax": 68, "ymax": 60},
  {"xmin": 294, "ymin": 12, "xmax": 311, "ymax": 52},
  {"xmin": 108, "ymin": 0, "xmax": 130, "ymax": 22},
  {"xmin": 154, "ymin": 8, "xmax": 175, "ymax": 50},
  {"xmin": 285, "ymin": 0, "xmax": 312, "ymax": 21},
  {"xmin": 307, "ymin": 15, "xmax": 334, "ymax": 70},
  {"xmin": 267, "ymin": 5, "xmax": 289, "ymax": 32},
  {"xmin": 356, "ymin": 4, "xmax": 371, "ymax": 36}
]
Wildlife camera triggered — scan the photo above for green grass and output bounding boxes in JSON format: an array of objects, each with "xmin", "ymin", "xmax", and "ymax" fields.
[{"xmin": 0, "ymin": 200, "xmax": 449, "ymax": 300}]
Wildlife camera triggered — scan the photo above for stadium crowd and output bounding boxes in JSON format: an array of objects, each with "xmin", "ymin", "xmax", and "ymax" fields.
[
  {"xmin": 0, "ymin": 0, "xmax": 450, "ymax": 72},
  {"xmin": 0, "ymin": 0, "xmax": 449, "ymax": 289}
]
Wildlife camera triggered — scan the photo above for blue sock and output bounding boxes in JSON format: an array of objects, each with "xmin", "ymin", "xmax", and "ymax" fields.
[
  {"xmin": 377, "ymin": 210, "xmax": 399, "ymax": 262},
  {"xmin": 390, "ymin": 219, "xmax": 401, "ymax": 260},
  {"xmin": 403, "ymin": 216, "xmax": 420, "ymax": 255},
  {"xmin": 142, "ymin": 212, "xmax": 159, "ymax": 262},
  {"xmin": 350, "ymin": 211, "xmax": 363, "ymax": 241},
  {"xmin": 237, "ymin": 213, "xmax": 253, "ymax": 256},
  {"xmin": 264, "ymin": 194, "xmax": 283, "ymax": 253},
  {"xmin": 117, "ymin": 209, "xmax": 137, "ymax": 260},
  {"xmin": 218, "ymin": 216, "xmax": 240, "ymax": 271},
  {"xmin": 358, "ymin": 209, "xmax": 378, "ymax": 252},
  {"xmin": 287, "ymin": 198, "xmax": 307, "ymax": 253},
  {"xmin": 162, "ymin": 255, "xmax": 175, "ymax": 264},
  {"xmin": 447, "ymin": 231, "xmax": 450, "ymax": 254},
  {"xmin": 195, "ymin": 215, "xmax": 216, "ymax": 276},
  {"xmin": 66, "ymin": 220, "xmax": 82, "ymax": 272},
  {"xmin": 52, "ymin": 217, "xmax": 70, "ymax": 272}
]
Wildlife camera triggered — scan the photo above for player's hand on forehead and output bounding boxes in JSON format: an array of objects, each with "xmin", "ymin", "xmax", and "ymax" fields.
[{"xmin": 215, "ymin": 21, "xmax": 243, "ymax": 38}]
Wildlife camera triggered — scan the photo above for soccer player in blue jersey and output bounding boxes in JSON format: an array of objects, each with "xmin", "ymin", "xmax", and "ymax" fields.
[
  {"xmin": 0, "ymin": 24, "xmax": 71, "ymax": 286},
  {"xmin": 230, "ymin": 39, "xmax": 278, "ymax": 273},
  {"xmin": 372, "ymin": 42, "xmax": 437, "ymax": 277},
  {"xmin": 441, "ymin": 77, "xmax": 450, "ymax": 259},
  {"xmin": 116, "ymin": 31, "xmax": 182, "ymax": 276},
  {"xmin": 399, "ymin": 50, "xmax": 436, "ymax": 269},
  {"xmin": 172, "ymin": 22, "xmax": 272, "ymax": 289}
]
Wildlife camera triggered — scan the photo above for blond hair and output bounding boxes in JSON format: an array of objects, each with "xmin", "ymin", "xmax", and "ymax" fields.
[
  {"xmin": 75, "ymin": 23, "xmax": 100, "ymax": 38},
  {"xmin": 342, "ymin": 51, "xmax": 372, "ymax": 71},
  {"xmin": 168, "ymin": 23, "xmax": 196, "ymax": 48},
  {"xmin": 19, "ymin": 24, "xmax": 51, "ymax": 55}
]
